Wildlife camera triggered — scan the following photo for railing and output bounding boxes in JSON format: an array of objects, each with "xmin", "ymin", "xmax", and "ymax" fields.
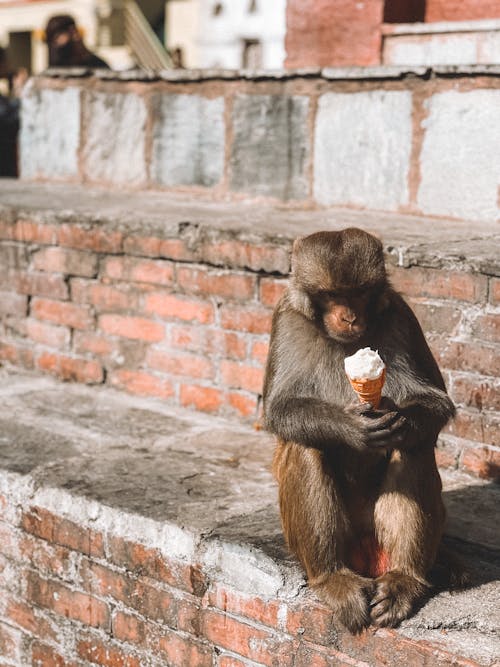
[{"xmin": 123, "ymin": 0, "xmax": 172, "ymax": 69}]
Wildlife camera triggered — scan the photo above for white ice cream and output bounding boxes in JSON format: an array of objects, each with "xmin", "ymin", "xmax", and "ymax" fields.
[{"xmin": 344, "ymin": 347, "xmax": 385, "ymax": 380}]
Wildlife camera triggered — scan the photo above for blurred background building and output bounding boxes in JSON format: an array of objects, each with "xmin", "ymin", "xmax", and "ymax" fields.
[{"xmin": 1, "ymin": 0, "xmax": 499, "ymax": 78}]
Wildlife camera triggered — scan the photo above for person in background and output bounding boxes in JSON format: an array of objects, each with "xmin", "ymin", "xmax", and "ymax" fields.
[
  {"xmin": 0, "ymin": 47, "xmax": 26, "ymax": 178},
  {"xmin": 45, "ymin": 15, "xmax": 110, "ymax": 69}
]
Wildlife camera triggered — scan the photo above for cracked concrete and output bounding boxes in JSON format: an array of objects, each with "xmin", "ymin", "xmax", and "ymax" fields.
[{"xmin": 0, "ymin": 367, "xmax": 498, "ymax": 664}]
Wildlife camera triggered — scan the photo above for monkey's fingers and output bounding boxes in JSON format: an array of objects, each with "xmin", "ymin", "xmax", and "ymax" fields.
[
  {"xmin": 346, "ymin": 402, "xmax": 373, "ymax": 415},
  {"xmin": 364, "ymin": 411, "xmax": 401, "ymax": 431}
]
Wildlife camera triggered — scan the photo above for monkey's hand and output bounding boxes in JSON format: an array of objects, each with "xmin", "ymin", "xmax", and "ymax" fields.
[
  {"xmin": 346, "ymin": 400, "xmax": 409, "ymax": 450},
  {"xmin": 365, "ymin": 397, "xmax": 411, "ymax": 450}
]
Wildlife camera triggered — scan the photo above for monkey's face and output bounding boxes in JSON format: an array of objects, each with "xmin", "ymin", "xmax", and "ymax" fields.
[{"xmin": 317, "ymin": 290, "xmax": 369, "ymax": 343}]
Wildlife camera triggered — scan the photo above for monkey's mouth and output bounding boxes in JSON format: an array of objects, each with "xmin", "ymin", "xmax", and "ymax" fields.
[{"xmin": 329, "ymin": 326, "xmax": 366, "ymax": 343}]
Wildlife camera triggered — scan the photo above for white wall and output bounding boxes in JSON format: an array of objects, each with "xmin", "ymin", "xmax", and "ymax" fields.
[{"xmin": 167, "ymin": 0, "xmax": 286, "ymax": 69}]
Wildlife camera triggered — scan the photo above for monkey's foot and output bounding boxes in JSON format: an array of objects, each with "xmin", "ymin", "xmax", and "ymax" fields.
[
  {"xmin": 370, "ymin": 571, "xmax": 427, "ymax": 628},
  {"xmin": 313, "ymin": 569, "xmax": 375, "ymax": 634}
]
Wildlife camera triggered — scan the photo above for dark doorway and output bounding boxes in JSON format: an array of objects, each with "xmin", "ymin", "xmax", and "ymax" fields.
[
  {"xmin": 8, "ymin": 31, "xmax": 32, "ymax": 73},
  {"xmin": 384, "ymin": 0, "xmax": 426, "ymax": 23}
]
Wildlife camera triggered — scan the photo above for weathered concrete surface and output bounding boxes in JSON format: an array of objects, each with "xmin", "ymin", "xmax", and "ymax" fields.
[
  {"xmin": 19, "ymin": 83, "xmax": 80, "ymax": 180},
  {"xmin": 0, "ymin": 180, "xmax": 499, "ymax": 275},
  {"xmin": 314, "ymin": 90, "xmax": 413, "ymax": 211},
  {"xmin": 82, "ymin": 90, "xmax": 148, "ymax": 185},
  {"xmin": 229, "ymin": 94, "xmax": 310, "ymax": 200},
  {"xmin": 151, "ymin": 94, "xmax": 225, "ymax": 187},
  {"xmin": 0, "ymin": 367, "xmax": 498, "ymax": 664},
  {"xmin": 418, "ymin": 89, "xmax": 500, "ymax": 222}
]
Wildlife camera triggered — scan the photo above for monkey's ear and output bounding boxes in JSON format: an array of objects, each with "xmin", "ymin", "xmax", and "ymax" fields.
[{"xmin": 292, "ymin": 237, "xmax": 304, "ymax": 253}]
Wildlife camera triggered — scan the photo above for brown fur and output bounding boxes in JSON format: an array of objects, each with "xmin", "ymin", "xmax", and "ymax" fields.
[{"xmin": 263, "ymin": 228, "xmax": 458, "ymax": 633}]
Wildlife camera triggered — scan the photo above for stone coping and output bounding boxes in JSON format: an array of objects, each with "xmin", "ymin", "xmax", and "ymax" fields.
[
  {"xmin": 36, "ymin": 63, "xmax": 500, "ymax": 82},
  {"xmin": 0, "ymin": 367, "xmax": 498, "ymax": 664},
  {"xmin": 1, "ymin": 180, "xmax": 499, "ymax": 276},
  {"xmin": 382, "ymin": 18, "xmax": 500, "ymax": 36}
]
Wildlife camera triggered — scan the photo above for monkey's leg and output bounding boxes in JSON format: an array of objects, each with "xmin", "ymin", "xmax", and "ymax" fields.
[
  {"xmin": 274, "ymin": 442, "xmax": 375, "ymax": 633},
  {"xmin": 372, "ymin": 447, "xmax": 445, "ymax": 627}
]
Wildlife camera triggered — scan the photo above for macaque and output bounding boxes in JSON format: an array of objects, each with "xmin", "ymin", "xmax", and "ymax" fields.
[{"xmin": 263, "ymin": 228, "xmax": 458, "ymax": 633}]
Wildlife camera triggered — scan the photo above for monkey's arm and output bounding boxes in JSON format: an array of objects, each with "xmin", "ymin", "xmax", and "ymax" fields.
[
  {"xmin": 377, "ymin": 298, "xmax": 456, "ymax": 449},
  {"xmin": 263, "ymin": 308, "xmax": 370, "ymax": 451}
]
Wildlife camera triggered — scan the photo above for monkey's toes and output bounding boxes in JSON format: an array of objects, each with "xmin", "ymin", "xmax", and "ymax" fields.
[{"xmin": 369, "ymin": 571, "xmax": 421, "ymax": 627}]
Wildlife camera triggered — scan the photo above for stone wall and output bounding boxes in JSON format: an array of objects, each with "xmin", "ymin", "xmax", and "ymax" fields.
[{"xmin": 20, "ymin": 67, "xmax": 500, "ymax": 223}]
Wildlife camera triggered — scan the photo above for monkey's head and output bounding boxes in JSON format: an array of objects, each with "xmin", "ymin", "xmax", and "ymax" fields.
[{"xmin": 289, "ymin": 228, "xmax": 389, "ymax": 343}]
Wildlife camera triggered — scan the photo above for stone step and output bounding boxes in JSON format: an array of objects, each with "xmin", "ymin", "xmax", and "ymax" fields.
[{"xmin": 0, "ymin": 368, "xmax": 498, "ymax": 666}]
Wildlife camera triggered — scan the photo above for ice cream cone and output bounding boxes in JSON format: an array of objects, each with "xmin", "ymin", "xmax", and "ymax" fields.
[{"xmin": 348, "ymin": 368, "xmax": 386, "ymax": 409}]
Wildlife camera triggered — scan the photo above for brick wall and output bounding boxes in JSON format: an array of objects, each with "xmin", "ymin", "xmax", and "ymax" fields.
[
  {"xmin": 425, "ymin": 0, "xmax": 500, "ymax": 22},
  {"xmin": 20, "ymin": 69, "xmax": 500, "ymax": 223},
  {"xmin": 0, "ymin": 213, "xmax": 498, "ymax": 481},
  {"xmin": 0, "ymin": 483, "xmax": 489, "ymax": 667}
]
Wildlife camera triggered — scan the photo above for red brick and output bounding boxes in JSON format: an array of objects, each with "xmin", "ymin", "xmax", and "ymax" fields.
[
  {"xmin": 444, "ymin": 410, "xmax": 499, "ymax": 446},
  {"xmin": 0, "ymin": 291, "xmax": 28, "ymax": 317},
  {"xmin": 102, "ymin": 256, "xmax": 174, "ymax": 286},
  {"xmin": 201, "ymin": 239, "xmax": 290, "ymax": 273},
  {"xmin": 469, "ymin": 311, "xmax": 500, "ymax": 343},
  {"xmin": 177, "ymin": 266, "xmax": 256, "ymax": 300},
  {"xmin": 208, "ymin": 585, "xmax": 281, "ymax": 629},
  {"xmin": 108, "ymin": 369, "xmax": 174, "ymax": 399},
  {"xmin": 5, "ymin": 596, "xmax": 57, "ymax": 642},
  {"xmin": 425, "ymin": 0, "xmax": 500, "ymax": 22},
  {"xmin": 287, "ymin": 601, "xmax": 338, "ymax": 645},
  {"xmin": 435, "ymin": 438, "xmax": 460, "ymax": 471},
  {"xmin": 81, "ymin": 560, "xmax": 199, "ymax": 631},
  {"xmin": 72, "ymin": 331, "xmax": 115, "ymax": 357},
  {"xmin": 0, "ymin": 220, "xmax": 14, "ymax": 239},
  {"xmin": 227, "ymin": 392, "xmax": 258, "ymax": 417},
  {"xmin": 489, "ymin": 277, "xmax": 500, "ymax": 305},
  {"xmin": 390, "ymin": 266, "xmax": 488, "ymax": 303},
  {"xmin": 21, "ymin": 506, "xmax": 105, "ymax": 558},
  {"xmin": 251, "ymin": 339, "xmax": 269, "ymax": 364},
  {"xmin": 292, "ymin": 643, "xmax": 356, "ymax": 667},
  {"xmin": 59, "ymin": 224, "xmax": 123, "ymax": 253},
  {"xmin": 461, "ymin": 445, "xmax": 500, "ymax": 480},
  {"xmin": 201, "ymin": 609, "xmax": 294, "ymax": 666},
  {"xmin": 0, "ymin": 341, "xmax": 34, "ymax": 368},
  {"xmin": 26, "ymin": 318, "xmax": 71, "ymax": 348},
  {"xmin": 14, "ymin": 219, "xmax": 58, "ymax": 244},
  {"xmin": 77, "ymin": 637, "xmax": 141, "ymax": 667},
  {"xmin": 157, "ymin": 629, "xmax": 213, "ymax": 667},
  {"xmin": 429, "ymin": 338, "xmax": 500, "ymax": 377},
  {"xmin": 0, "ymin": 622, "xmax": 22, "ymax": 662},
  {"xmin": 99, "ymin": 314, "xmax": 164, "ymax": 341},
  {"xmin": 36, "ymin": 352, "xmax": 104, "ymax": 384},
  {"xmin": 31, "ymin": 640, "xmax": 78, "ymax": 667},
  {"xmin": 222, "ymin": 331, "xmax": 248, "ymax": 359},
  {"xmin": 71, "ymin": 279, "xmax": 140, "ymax": 311},
  {"xmin": 27, "ymin": 572, "xmax": 110, "ymax": 629},
  {"xmin": 106, "ymin": 534, "xmax": 207, "ymax": 596},
  {"xmin": 124, "ymin": 235, "xmax": 197, "ymax": 261},
  {"xmin": 10, "ymin": 270, "xmax": 69, "ymax": 299},
  {"xmin": 19, "ymin": 533, "xmax": 75, "ymax": 581},
  {"xmin": 142, "ymin": 292, "xmax": 214, "ymax": 324},
  {"xmin": 220, "ymin": 304, "xmax": 272, "ymax": 334},
  {"xmin": 0, "ymin": 520, "xmax": 20, "ymax": 561},
  {"xmin": 407, "ymin": 298, "xmax": 462, "ymax": 335},
  {"xmin": 221, "ymin": 360, "xmax": 264, "ymax": 394},
  {"xmin": 146, "ymin": 349, "xmax": 214, "ymax": 379},
  {"xmin": 169, "ymin": 324, "xmax": 221, "ymax": 354},
  {"xmin": 31, "ymin": 297, "xmax": 94, "ymax": 330},
  {"xmin": 286, "ymin": 0, "xmax": 383, "ymax": 67},
  {"xmin": 32, "ymin": 246, "xmax": 98, "ymax": 277},
  {"xmin": 112, "ymin": 610, "xmax": 147, "ymax": 645},
  {"xmin": 450, "ymin": 373, "xmax": 500, "ymax": 412},
  {"xmin": 259, "ymin": 278, "xmax": 288, "ymax": 308},
  {"xmin": 180, "ymin": 384, "xmax": 223, "ymax": 412}
]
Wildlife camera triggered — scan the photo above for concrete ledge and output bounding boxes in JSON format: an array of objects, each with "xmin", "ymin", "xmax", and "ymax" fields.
[{"xmin": 0, "ymin": 368, "xmax": 498, "ymax": 665}]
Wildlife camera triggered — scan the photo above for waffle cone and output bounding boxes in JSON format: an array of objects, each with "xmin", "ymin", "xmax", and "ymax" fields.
[{"xmin": 348, "ymin": 368, "xmax": 386, "ymax": 409}]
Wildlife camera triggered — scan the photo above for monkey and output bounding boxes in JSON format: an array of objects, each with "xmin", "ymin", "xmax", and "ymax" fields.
[{"xmin": 263, "ymin": 228, "xmax": 458, "ymax": 634}]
